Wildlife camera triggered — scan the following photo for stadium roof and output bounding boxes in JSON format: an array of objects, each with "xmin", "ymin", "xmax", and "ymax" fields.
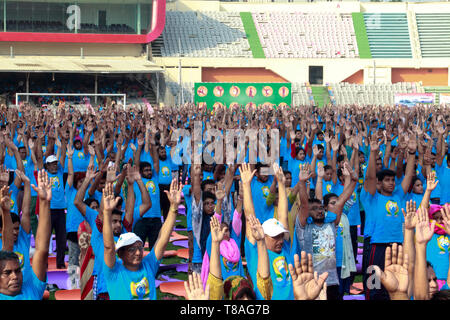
[{"xmin": 0, "ymin": 56, "xmax": 164, "ymax": 73}]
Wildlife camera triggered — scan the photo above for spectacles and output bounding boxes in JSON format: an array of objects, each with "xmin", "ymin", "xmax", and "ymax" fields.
[{"xmin": 126, "ymin": 245, "xmax": 144, "ymax": 254}]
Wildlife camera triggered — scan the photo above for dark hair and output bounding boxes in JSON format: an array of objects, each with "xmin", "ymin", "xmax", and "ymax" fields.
[
  {"xmin": 308, "ymin": 198, "xmax": 322, "ymax": 205},
  {"xmin": 323, "ymin": 164, "xmax": 332, "ymax": 171},
  {"xmin": 112, "ymin": 208, "xmax": 123, "ymax": 217},
  {"xmin": 316, "ymin": 144, "xmax": 324, "ymax": 151},
  {"xmin": 431, "ymin": 290, "xmax": 450, "ymax": 301},
  {"xmin": 202, "ymin": 191, "xmax": 216, "ymax": 203},
  {"xmin": 409, "ymin": 176, "xmax": 422, "ymax": 193},
  {"xmin": 0, "ymin": 251, "xmax": 19, "ymax": 271},
  {"xmin": 74, "ymin": 172, "xmax": 86, "ymax": 189},
  {"xmin": 201, "ymin": 179, "xmax": 215, "ymax": 191},
  {"xmin": 84, "ymin": 198, "xmax": 99, "ymax": 208},
  {"xmin": 337, "ymin": 155, "xmax": 346, "ymax": 163},
  {"xmin": 0, "ymin": 213, "xmax": 20, "ymax": 229},
  {"xmin": 140, "ymin": 161, "xmax": 152, "ymax": 172},
  {"xmin": 376, "ymin": 169, "xmax": 396, "ymax": 182},
  {"xmin": 284, "ymin": 170, "xmax": 292, "ymax": 177},
  {"xmin": 255, "ymin": 162, "xmax": 268, "ymax": 171},
  {"xmin": 323, "ymin": 193, "xmax": 338, "ymax": 207}
]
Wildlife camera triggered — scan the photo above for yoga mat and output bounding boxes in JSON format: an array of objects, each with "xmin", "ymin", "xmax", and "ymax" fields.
[
  {"xmin": 54, "ymin": 289, "xmax": 81, "ymax": 300},
  {"xmin": 172, "ymin": 240, "xmax": 189, "ymax": 248},
  {"xmin": 159, "ymin": 281, "xmax": 187, "ymax": 299},
  {"xmin": 176, "ymin": 264, "xmax": 189, "ymax": 273},
  {"xmin": 344, "ymin": 294, "xmax": 365, "ymax": 300},
  {"xmin": 176, "ymin": 249, "xmax": 189, "ymax": 260},
  {"xmin": 47, "ymin": 271, "xmax": 70, "ymax": 290}
]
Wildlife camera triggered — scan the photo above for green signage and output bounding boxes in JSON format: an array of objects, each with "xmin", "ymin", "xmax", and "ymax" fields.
[{"xmin": 194, "ymin": 82, "xmax": 291, "ymax": 110}]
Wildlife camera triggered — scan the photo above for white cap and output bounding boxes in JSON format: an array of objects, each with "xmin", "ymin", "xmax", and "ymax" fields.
[
  {"xmin": 115, "ymin": 232, "xmax": 143, "ymax": 252},
  {"xmin": 45, "ymin": 155, "xmax": 58, "ymax": 164},
  {"xmin": 262, "ymin": 218, "xmax": 288, "ymax": 237}
]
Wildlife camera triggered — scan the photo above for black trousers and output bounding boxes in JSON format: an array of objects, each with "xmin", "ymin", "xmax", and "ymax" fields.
[
  {"xmin": 159, "ymin": 184, "xmax": 171, "ymax": 221},
  {"xmin": 365, "ymin": 243, "xmax": 401, "ymax": 300},
  {"xmin": 133, "ymin": 218, "xmax": 162, "ymax": 251},
  {"xmin": 50, "ymin": 209, "xmax": 67, "ymax": 267}
]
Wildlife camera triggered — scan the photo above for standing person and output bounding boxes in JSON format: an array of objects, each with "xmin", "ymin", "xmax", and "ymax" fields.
[
  {"xmin": 0, "ymin": 170, "xmax": 52, "ymax": 300},
  {"xmin": 361, "ymin": 133, "xmax": 416, "ymax": 300},
  {"xmin": 241, "ymin": 163, "xmax": 296, "ymax": 300},
  {"xmin": 43, "ymin": 151, "xmax": 68, "ymax": 269},
  {"xmin": 102, "ymin": 178, "xmax": 182, "ymax": 300},
  {"xmin": 156, "ymin": 145, "xmax": 178, "ymax": 221},
  {"xmin": 296, "ymin": 162, "xmax": 357, "ymax": 300}
]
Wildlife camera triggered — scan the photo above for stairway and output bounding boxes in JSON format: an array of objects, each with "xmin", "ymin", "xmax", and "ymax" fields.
[
  {"xmin": 151, "ymin": 35, "xmax": 164, "ymax": 58},
  {"xmin": 311, "ymin": 86, "xmax": 330, "ymax": 108}
]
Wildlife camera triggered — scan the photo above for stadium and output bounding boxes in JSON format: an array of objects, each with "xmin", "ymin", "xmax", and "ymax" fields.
[
  {"xmin": 1, "ymin": 0, "xmax": 450, "ymax": 303},
  {"xmin": 1, "ymin": 0, "xmax": 450, "ymax": 108}
]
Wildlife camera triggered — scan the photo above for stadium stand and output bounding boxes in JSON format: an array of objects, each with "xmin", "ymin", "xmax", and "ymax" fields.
[
  {"xmin": 363, "ymin": 13, "xmax": 412, "ymax": 58},
  {"xmin": 167, "ymin": 81, "xmax": 195, "ymax": 103},
  {"xmin": 251, "ymin": 12, "xmax": 359, "ymax": 58},
  {"xmin": 416, "ymin": 13, "xmax": 450, "ymax": 58},
  {"xmin": 329, "ymin": 82, "xmax": 423, "ymax": 105},
  {"xmin": 160, "ymin": 11, "xmax": 252, "ymax": 58}
]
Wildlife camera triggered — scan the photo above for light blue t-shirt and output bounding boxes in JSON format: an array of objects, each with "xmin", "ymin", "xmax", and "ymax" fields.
[
  {"xmin": 47, "ymin": 164, "xmax": 66, "ymax": 209},
  {"xmin": 363, "ymin": 187, "xmax": 406, "ymax": 244},
  {"xmin": 158, "ymin": 157, "xmax": 178, "ymax": 185},
  {"xmin": 0, "ymin": 227, "xmax": 32, "ymax": 277},
  {"xmin": 251, "ymin": 176, "xmax": 274, "ymax": 223},
  {"xmin": 427, "ymin": 233, "xmax": 450, "ymax": 280},
  {"xmin": 103, "ymin": 248, "xmax": 160, "ymax": 300},
  {"xmin": 0, "ymin": 267, "xmax": 46, "ymax": 300},
  {"xmin": 245, "ymin": 238, "xmax": 294, "ymax": 300},
  {"xmin": 135, "ymin": 174, "xmax": 161, "ymax": 219},
  {"xmin": 65, "ymin": 185, "xmax": 84, "ymax": 233}
]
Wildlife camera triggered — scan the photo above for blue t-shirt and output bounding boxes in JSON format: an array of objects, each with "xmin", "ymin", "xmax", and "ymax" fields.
[
  {"xmin": 363, "ymin": 188, "xmax": 406, "ymax": 244},
  {"xmin": 427, "ymin": 233, "xmax": 449, "ymax": 280},
  {"xmin": 9, "ymin": 183, "xmax": 20, "ymax": 214},
  {"xmin": 21, "ymin": 157, "xmax": 38, "ymax": 197},
  {"xmin": 65, "ymin": 185, "xmax": 84, "ymax": 233},
  {"xmin": 71, "ymin": 149, "xmax": 91, "ymax": 173},
  {"xmin": 0, "ymin": 227, "xmax": 32, "ymax": 277},
  {"xmin": 245, "ymin": 238, "xmax": 294, "ymax": 300},
  {"xmin": 0, "ymin": 268, "xmax": 46, "ymax": 300},
  {"xmin": 135, "ymin": 175, "xmax": 161, "ymax": 219},
  {"xmin": 183, "ymin": 184, "xmax": 193, "ymax": 232},
  {"xmin": 47, "ymin": 164, "xmax": 66, "ymax": 209},
  {"xmin": 251, "ymin": 176, "xmax": 274, "ymax": 223},
  {"xmin": 103, "ymin": 249, "xmax": 160, "ymax": 300},
  {"xmin": 436, "ymin": 162, "xmax": 450, "ymax": 204},
  {"xmin": 333, "ymin": 183, "xmax": 361, "ymax": 226},
  {"xmin": 158, "ymin": 157, "xmax": 178, "ymax": 185}
]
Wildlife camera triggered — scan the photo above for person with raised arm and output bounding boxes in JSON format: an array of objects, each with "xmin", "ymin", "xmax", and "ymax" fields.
[
  {"xmin": 0, "ymin": 170, "xmax": 52, "ymax": 299},
  {"xmin": 241, "ymin": 162, "xmax": 295, "ymax": 300}
]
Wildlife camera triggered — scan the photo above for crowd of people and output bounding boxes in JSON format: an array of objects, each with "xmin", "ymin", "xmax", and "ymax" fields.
[{"xmin": 0, "ymin": 101, "xmax": 449, "ymax": 301}]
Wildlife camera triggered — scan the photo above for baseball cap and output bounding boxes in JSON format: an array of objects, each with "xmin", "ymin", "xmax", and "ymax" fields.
[
  {"xmin": 45, "ymin": 155, "xmax": 58, "ymax": 164},
  {"xmin": 115, "ymin": 232, "xmax": 143, "ymax": 252},
  {"xmin": 262, "ymin": 218, "xmax": 288, "ymax": 237},
  {"xmin": 74, "ymin": 136, "xmax": 82, "ymax": 143}
]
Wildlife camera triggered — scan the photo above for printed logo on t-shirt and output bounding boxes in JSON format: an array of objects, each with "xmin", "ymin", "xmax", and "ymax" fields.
[
  {"xmin": 222, "ymin": 256, "xmax": 239, "ymax": 273},
  {"xmin": 50, "ymin": 176, "xmax": 61, "ymax": 189},
  {"xmin": 161, "ymin": 166, "xmax": 170, "ymax": 177},
  {"xmin": 14, "ymin": 251, "xmax": 24, "ymax": 269},
  {"xmin": 77, "ymin": 151, "xmax": 85, "ymax": 160},
  {"xmin": 22, "ymin": 159, "xmax": 28, "ymax": 166},
  {"xmin": 272, "ymin": 256, "xmax": 290, "ymax": 283},
  {"xmin": 261, "ymin": 186, "xmax": 270, "ymax": 199},
  {"xmin": 385, "ymin": 200, "xmax": 399, "ymax": 217},
  {"xmin": 145, "ymin": 180, "xmax": 156, "ymax": 195},
  {"xmin": 10, "ymin": 198, "xmax": 14, "ymax": 210},
  {"xmin": 338, "ymin": 222, "xmax": 344, "ymax": 236},
  {"xmin": 325, "ymin": 184, "xmax": 332, "ymax": 193},
  {"xmin": 437, "ymin": 235, "xmax": 450, "ymax": 254},
  {"xmin": 130, "ymin": 277, "xmax": 150, "ymax": 300}
]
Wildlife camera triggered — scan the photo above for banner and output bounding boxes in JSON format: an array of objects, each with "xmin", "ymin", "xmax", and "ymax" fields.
[
  {"xmin": 394, "ymin": 93, "xmax": 435, "ymax": 107},
  {"xmin": 439, "ymin": 93, "xmax": 450, "ymax": 105},
  {"xmin": 194, "ymin": 82, "xmax": 291, "ymax": 110}
]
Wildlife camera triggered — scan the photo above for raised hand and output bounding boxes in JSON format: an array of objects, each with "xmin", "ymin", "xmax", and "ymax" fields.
[
  {"xmin": 15, "ymin": 169, "xmax": 30, "ymax": 184},
  {"xmin": 273, "ymin": 162, "xmax": 286, "ymax": 185},
  {"xmin": 106, "ymin": 164, "xmax": 118, "ymax": 183},
  {"xmin": 88, "ymin": 145, "xmax": 96, "ymax": 157},
  {"xmin": 0, "ymin": 186, "xmax": 12, "ymax": 212},
  {"xmin": 440, "ymin": 204, "xmax": 450, "ymax": 236},
  {"xmin": 426, "ymin": 171, "xmax": 439, "ymax": 191},
  {"xmin": 239, "ymin": 163, "xmax": 256, "ymax": 185},
  {"xmin": 102, "ymin": 182, "xmax": 120, "ymax": 212},
  {"xmin": 164, "ymin": 178, "xmax": 183, "ymax": 207},
  {"xmin": 215, "ymin": 181, "xmax": 226, "ymax": 201},
  {"xmin": 31, "ymin": 169, "xmax": 52, "ymax": 202},
  {"xmin": 317, "ymin": 163, "xmax": 325, "ymax": 178},
  {"xmin": 402, "ymin": 200, "xmax": 417, "ymax": 230},
  {"xmin": 67, "ymin": 144, "xmax": 74, "ymax": 158},
  {"xmin": 299, "ymin": 164, "xmax": 312, "ymax": 182},
  {"xmin": 0, "ymin": 165, "xmax": 9, "ymax": 184},
  {"xmin": 184, "ymin": 272, "xmax": 210, "ymax": 300},
  {"xmin": 415, "ymin": 206, "xmax": 435, "ymax": 245},
  {"xmin": 247, "ymin": 214, "xmax": 265, "ymax": 242},
  {"xmin": 288, "ymin": 251, "xmax": 328, "ymax": 300},
  {"xmin": 373, "ymin": 244, "xmax": 409, "ymax": 297},
  {"xmin": 210, "ymin": 215, "xmax": 226, "ymax": 243}
]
